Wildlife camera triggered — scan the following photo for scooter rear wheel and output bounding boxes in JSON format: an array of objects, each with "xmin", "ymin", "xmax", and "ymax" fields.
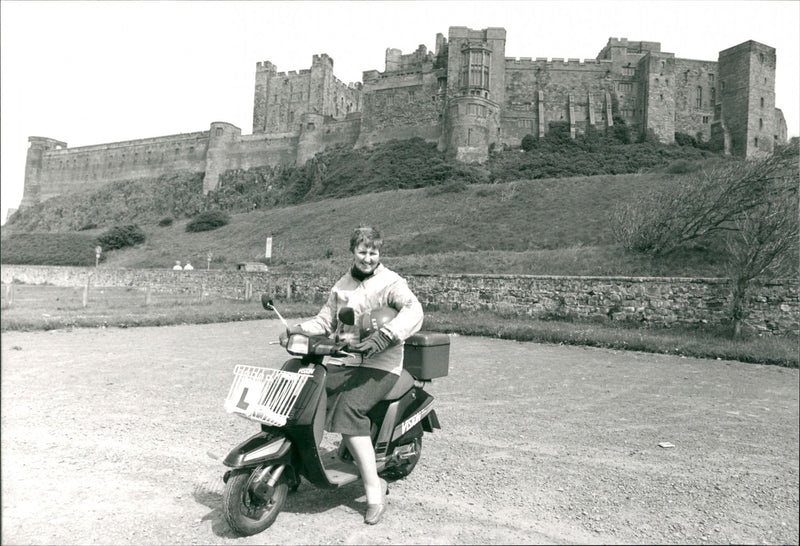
[
  {"xmin": 380, "ymin": 436, "xmax": 422, "ymax": 481},
  {"xmin": 223, "ymin": 468, "xmax": 288, "ymax": 536}
]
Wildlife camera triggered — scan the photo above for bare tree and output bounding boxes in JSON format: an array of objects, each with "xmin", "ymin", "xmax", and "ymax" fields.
[
  {"xmin": 725, "ymin": 194, "xmax": 799, "ymax": 337},
  {"xmin": 613, "ymin": 145, "xmax": 798, "ymax": 256}
]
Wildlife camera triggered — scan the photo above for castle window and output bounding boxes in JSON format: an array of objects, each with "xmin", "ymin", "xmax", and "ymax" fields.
[
  {"xmin": 754, "ymin": 137, "xmax": 758, "ymax": 146},
  {"xmin": 702, "ymin": 116, "xmax": 710, "ymax": 124},
  {"xmin": 618, "ymin": 82, "xmax": 632, "ymax": 93},
  {"xmin": 759, "ymin": 53, "xmax": 764, "ymax": 63},
  {"xmin": 622, "ymin": 67, "xmax": 635, "ymax": 76},
  {"xmin": 711, "ymin": 87, "xmax": 716, "ymax": 104},
  {"xmin": 760, "ymin": 97, "xmax": 764, "ymax": 107},
  {"xmin": 216, "ymin": 127, "xmax": 223, "ymax": 136},
  {"xmin": 659, "ymin": 94, "xmax": 664, "ymax": 101},
  {"xmin": 460, "ymin": 47, "xmax": 491, "ymax": 92},
  {"xmin": 709, "ymin": 73, "xmax": 715, "ymax": 83},
  {"xmin": 696, "ymin": 87, "xmax": 703, "ymax": 108},
  {"xmin": 759, "ymin": 118, "xmax": 763, "ymax": 129}
]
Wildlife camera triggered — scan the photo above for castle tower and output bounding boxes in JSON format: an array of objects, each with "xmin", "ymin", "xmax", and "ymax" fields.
[
  {"xmin": 21, "ymin": 137, "xmax": 67, "ymax": 208},
  {"xmin": 443, "ymin": 27, "xmax": 506, "ymax": 163},
  {"xmin": 253, "ymin": 61, "xmax": 277, "ymax": 134},
  {"xmin": 716, "ymin": 41, "xmax": 777, "ymax": 157},
  {"xmin": 639, "ymin": 52, "xmax": 677, "ymax": 143},
  {"xmin": 203, "ymin": 122, "xmax": 241, "ymax": 193},
  {"xmin": 310, "ymin": 54, "xmax": 334, "ymax": 118}
]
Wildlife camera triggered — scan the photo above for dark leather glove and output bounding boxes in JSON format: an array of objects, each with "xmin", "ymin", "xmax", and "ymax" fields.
[
  {"xmin": 279, "ymin": 326, "xmax": 306, "ymax": 347},
  {"xmin": 352, "ymin": 329, "xmax": 394, "ymax": 358}
]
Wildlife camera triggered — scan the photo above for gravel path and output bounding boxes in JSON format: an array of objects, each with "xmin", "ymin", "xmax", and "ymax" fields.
[{"xmin": 2, "ymin": 320, "xmax": 798, "ymax": 545}]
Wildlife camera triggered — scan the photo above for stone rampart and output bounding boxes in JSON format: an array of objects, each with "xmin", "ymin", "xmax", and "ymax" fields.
[{"xmin": 3, "ymin": 265, "xmax": 796, "ymax": 335}]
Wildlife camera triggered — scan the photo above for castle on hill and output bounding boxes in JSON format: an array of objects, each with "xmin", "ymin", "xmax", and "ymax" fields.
[{"xmin": 21, "ymin": 26, "xmax": 788, "ymax": 209}]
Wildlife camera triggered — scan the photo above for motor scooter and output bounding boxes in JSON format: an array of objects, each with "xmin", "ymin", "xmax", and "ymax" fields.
[{"xmin": 220, "ymin": 295, "xmax": 449, "ymax": 536}]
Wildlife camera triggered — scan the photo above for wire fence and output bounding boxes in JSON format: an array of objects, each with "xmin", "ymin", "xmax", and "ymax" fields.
[{"xmin": 0, "ymin": 283, "xmax": 246, "ymax": 311}]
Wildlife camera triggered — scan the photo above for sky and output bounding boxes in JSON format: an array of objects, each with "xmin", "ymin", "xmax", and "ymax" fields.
[{"xmin": 2, "ymin": 0, "xmax": 798, "ymax": 224}]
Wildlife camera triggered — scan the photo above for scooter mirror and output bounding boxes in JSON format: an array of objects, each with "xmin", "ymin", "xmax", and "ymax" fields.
[
  {"xmin": 338, "ymin": 307, "xmax": 355, "ymax": 326},
  {"xmin": 261, "ymin": 295, "xmax": 274, "ymax": 310}
]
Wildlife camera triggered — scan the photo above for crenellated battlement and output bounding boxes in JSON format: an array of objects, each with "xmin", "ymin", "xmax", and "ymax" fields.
[
  {"xmin": 18, "ymin": 25, "xmax": 784, "ymax": 211},
  {"xmin": 505, "ymin": 57, "xmax": 613, "ymax": 70},
  {"xmin": 312, "ymin": 53, "xmax": 334, "ymax": 68}
]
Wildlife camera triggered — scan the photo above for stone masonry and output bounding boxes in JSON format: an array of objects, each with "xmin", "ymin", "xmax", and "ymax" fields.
[
  {"xmin": 20, "ymin": 27, "xmax": 789, "ymax": 210},
  {"xmin": 2, "ymin": 265, "xmax": 797, "ymax": 336}
]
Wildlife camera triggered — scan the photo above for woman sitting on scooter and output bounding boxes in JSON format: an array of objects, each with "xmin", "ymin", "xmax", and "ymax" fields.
[{"xmin": 286, "ymin": 225, "xmax": 423, "ymax": 524}]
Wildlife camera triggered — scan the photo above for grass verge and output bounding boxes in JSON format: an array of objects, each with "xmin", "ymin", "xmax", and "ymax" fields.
[{"xmin": 422, "ymin": 310, "xmax": 798, "ymax": 367}]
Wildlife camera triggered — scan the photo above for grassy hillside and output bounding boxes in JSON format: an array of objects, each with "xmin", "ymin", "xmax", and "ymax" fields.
[
  {"xmin": 93, "ymin": 173, "xmax": 730, "ymax": 277},
  {"xmin": 3, "ymin": 136, "xmax": 729, "ymax": 276}
]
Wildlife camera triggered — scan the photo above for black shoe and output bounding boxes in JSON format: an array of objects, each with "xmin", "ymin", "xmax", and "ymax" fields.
[
  {"xmin": 364, "ymin": 502, "xmax": 386, "ymax": 525},
  {"xmin": 364, "ymin": 479, "xmax": 388, "ymax": 524}
]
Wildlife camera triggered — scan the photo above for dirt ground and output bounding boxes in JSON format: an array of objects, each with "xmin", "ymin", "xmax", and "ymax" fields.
[{"xmin": 1, "ymin": 320, "xmax": 798, "ymax": 545}]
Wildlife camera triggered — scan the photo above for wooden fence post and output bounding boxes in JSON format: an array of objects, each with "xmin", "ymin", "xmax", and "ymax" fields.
[
  {"xmin": 286, "ymin": 279, "xmax": 292, "ymax": 301},
  {"xmin": 6, "ymin": 284, "xmax": 13, "ymax": 307},
  {"xmin": 82, "ymin": 276, "xmax": 90, "ymax": 308}
]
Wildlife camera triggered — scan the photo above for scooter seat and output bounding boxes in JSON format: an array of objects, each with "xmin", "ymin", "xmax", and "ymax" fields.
[{"xmin": 382, "ymin": 368, "xmax": 415, "ymax": 400}]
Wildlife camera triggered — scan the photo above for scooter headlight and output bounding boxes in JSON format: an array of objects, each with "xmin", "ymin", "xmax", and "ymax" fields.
[{"xmin": 286, "ymin": 334, "xmax": 309, "ymax": 355}]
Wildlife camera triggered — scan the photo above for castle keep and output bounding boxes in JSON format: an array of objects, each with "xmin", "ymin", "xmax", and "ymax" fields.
[{"xmin": 21, "ymin": 27, "xmax": 788, "ymax": 209}]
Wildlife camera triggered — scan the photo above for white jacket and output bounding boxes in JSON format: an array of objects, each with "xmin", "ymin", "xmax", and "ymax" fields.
[{"xmin": 299, "ymin": 264, "xmax": 424, "ymax": 375}]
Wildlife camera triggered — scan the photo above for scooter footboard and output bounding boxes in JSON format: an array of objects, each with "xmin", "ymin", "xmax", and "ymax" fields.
[{"xmin": 223, "ymin": 429, "xmax": 292, "ymax": 469}]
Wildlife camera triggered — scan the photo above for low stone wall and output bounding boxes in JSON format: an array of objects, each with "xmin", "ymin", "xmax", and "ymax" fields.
[{"xmin": 2, "ymin": 265, "xmax": 797, "ymax": 335}]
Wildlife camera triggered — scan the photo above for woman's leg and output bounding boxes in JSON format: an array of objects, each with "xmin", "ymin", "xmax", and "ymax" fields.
[{"xmin": 343, "ymin": 434, "xmax": 384, "ymax": 504}]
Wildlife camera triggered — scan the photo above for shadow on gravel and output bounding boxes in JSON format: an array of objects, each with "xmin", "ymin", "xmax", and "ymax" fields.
[
  {"xmin": 191, "ymin": 477, "xmax": 365, "ymax": 537},
  {"xmin": 193, "ymin": 481, "xmax": 240, "ymax": 538},
  {"xmin": 283, "ymin": 481, "xmax": 364, "ymax": 516}
]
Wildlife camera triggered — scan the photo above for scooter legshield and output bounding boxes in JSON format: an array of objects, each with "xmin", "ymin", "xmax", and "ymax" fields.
[{"xmin": 223, "ymin": 430, "xmax": 292, "ymax": 469}]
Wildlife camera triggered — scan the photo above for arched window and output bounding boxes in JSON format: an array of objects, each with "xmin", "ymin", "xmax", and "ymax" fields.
[{"xmin": 696, "ymin": 86, "xmax": 703, "ymax": 108}]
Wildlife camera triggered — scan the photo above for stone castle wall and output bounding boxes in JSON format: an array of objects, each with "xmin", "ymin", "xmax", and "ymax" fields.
[
  {"xmin": 3, "ymin": 265, "xmax": 797, "ymax": 336},
  {"xmin": 21, "ymin": 132, "xmax": 210, "ymax": 208},
  {"xmin": 20, "ymin": 28, "xmax": 788, "ymax": 210}
]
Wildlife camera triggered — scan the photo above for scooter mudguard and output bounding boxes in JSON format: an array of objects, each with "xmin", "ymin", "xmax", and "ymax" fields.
[{"xmin": 223, "ymin": 430, "xmax": 292, "ymax": 469}]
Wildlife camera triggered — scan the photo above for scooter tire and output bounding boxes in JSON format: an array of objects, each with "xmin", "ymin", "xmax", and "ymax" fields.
[
  {"xmin": 222, "ymin": 468, "xmax": 288, "ymax": 536},
  {"xmin": 380, "ymin": 436, "xmax": 422, "ymax": 481}
]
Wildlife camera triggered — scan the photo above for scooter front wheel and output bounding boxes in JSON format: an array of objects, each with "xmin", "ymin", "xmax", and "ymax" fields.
[{"xmin": 222, "ymin": 468, "xmax": 288, "ymax": 536}]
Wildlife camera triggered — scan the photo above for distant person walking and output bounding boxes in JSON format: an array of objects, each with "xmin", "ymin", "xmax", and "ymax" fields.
[
  {"xmin": 183, "ymin": 262, "xmax": 194, "ymax": 270},
  {"xmin": 173, "ymin": 261, "xmax": 182, "ymax": 270}
]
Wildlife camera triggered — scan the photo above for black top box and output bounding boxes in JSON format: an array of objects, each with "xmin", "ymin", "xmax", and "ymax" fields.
[{"xmin": 402, "ymin": 332, "xmax": 450, "ymax": 380}]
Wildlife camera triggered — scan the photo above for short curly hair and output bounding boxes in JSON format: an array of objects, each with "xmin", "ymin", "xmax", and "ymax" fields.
[{"xmin": 349, "ymin": 225, "xmax": 383, "ymax": 252}]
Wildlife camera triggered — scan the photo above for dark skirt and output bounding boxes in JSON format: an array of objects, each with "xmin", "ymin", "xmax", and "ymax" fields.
[{"xmin": 325, "ymin": 366, "xmax": 398, "ymax": 436}]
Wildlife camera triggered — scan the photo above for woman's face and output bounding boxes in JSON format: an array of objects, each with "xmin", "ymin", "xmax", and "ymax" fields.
[{"xmin": 352, "ymin": 242, "xmax": 380, "ymax": 275}]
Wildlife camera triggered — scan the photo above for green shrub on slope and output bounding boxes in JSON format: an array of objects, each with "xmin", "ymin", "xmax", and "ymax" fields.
[
  {"xmin": 97, "ymin": 225, "xmax": 146, "ymax": 251},
  {"xmin": 186, "ymin": 210, "xmax": 230, "ymax": 232}
]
